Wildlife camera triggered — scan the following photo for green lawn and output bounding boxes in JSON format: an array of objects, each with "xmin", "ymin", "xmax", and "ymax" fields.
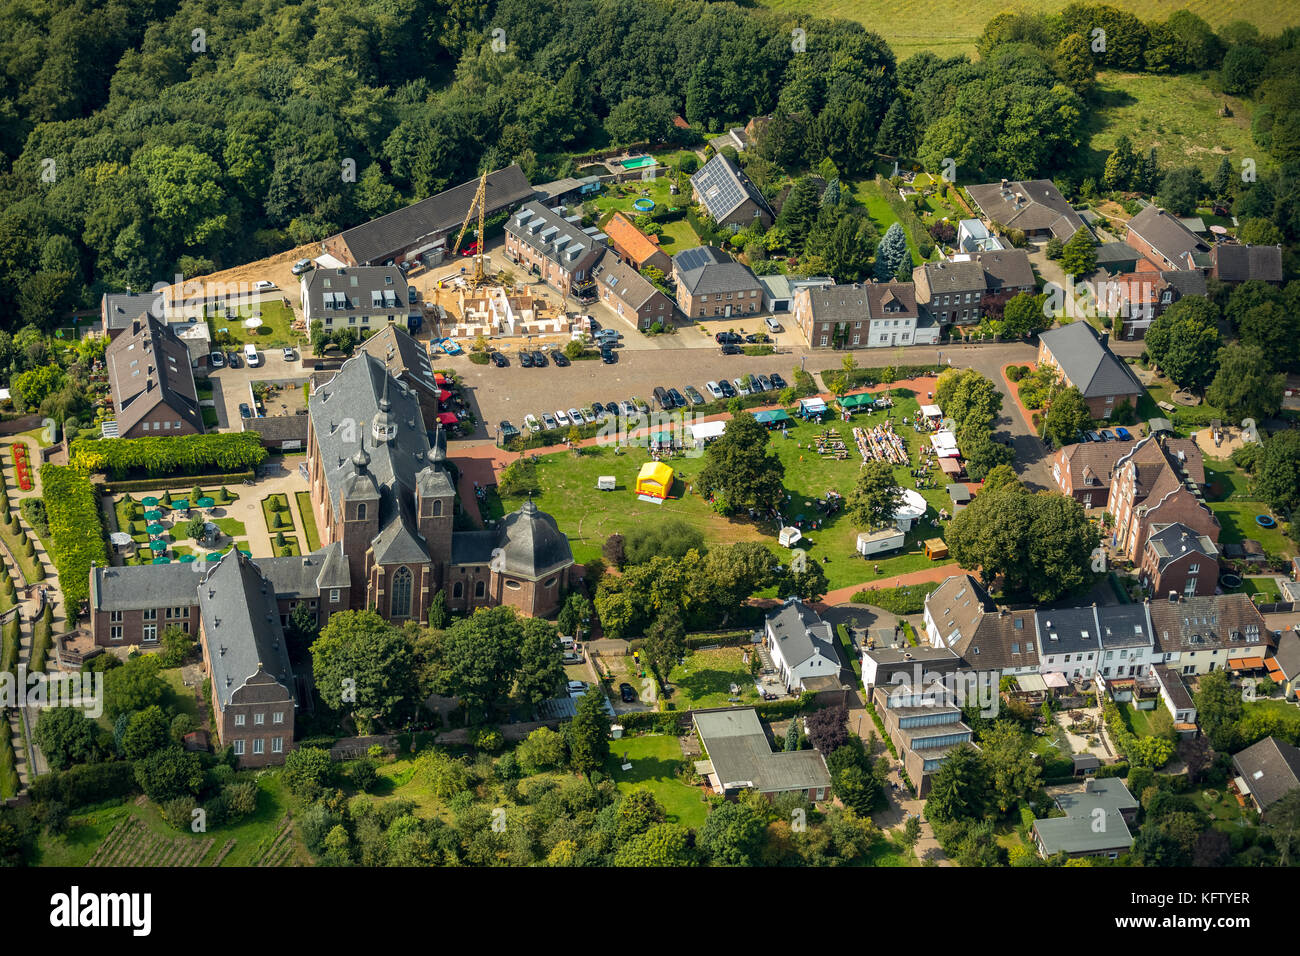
[
  {"xmin": 604, "ymin": 733, "xmax": 709, "ymax": 828},
  {"xmin": 1119, "ymin": 701, "xmax": 1171, "ymax": 738},
  {"xmin": 499, "ymin": 395, "xmax": 953, "ymax": 592},
  {"xmin": 756, "ymin": 0, "xmax": 1298, "ymax": 60},
  {"xmin": 261, "ymin": 493, "xmax": 295, "ymax": 533},
  {"xmin": 592, "ymin": 175, "xmax": 701, "ymax": 257},
  {"xmin": 212, "ymin": 517, "xmax": 247, "ymax": 538},
  {"xmin": 208, "ymin": 299, "xmax": 301, "ymax": 348},
  {"xmin": 835, "ymin": 624, "xmax": 863, "ymax": 679},
  {"xmin": 665, "ymin": 647, "xmax": 759, "ymax": 709},
  {"xmin": 1210, "ymin": 500, "xmax": 1292, "ymax": 556},
  {"xmin": 852, "ymin": 178, "xmax": 925, "ymax": 265},
  {"xmin": 295, "ymin": 491, "xmax": 322, "ymax": 552}
]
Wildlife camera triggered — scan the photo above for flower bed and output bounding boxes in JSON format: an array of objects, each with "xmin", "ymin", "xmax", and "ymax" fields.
[{"xmin": 12, "ymin": 442, "xmax": 32, "ymax": 492}]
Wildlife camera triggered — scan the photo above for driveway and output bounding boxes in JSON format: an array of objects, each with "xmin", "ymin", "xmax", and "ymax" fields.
[{"xmin": 205, "ymin": 349, "xmax": 310, "ymax": 429}]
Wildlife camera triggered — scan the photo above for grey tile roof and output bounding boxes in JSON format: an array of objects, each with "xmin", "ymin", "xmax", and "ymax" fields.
[
  {"xmin": 1213, "ymin": 243, "xmax": 1283, "ymax": 283},
  {"xmin": 199, "ymin": 549, "xmax": 296, "ymax": 710},
  {"xmin": 691, "ymin": 154, "xmax": 774, "ymax": 224},
  {"xmin": 92, "ymin": 562, "xmax": 203, "ymax": 612},
  {"xmin": 258, "ymin": 542, "xmax": 350, "ymax": 599},
  {"xmin": 495, "ymin": 499, "xmax": 573, "ymax": 579},
  {"xmin": 765, "ymin": 599, "xmax": 841, "ymax": 670},
  {"xmin": 101, "ymin": 292, "xmax": 161, "ymax": 331},
  {"xmin": 302, "ymin": 266, "xmax": 408, "ymax": 320},
  {"xmin": 673, "ymin": 246, "xmax": 762, "ymax": 297},
  {"xmin": 798, "ymin": 284, "xmax": 869, "ymax": 324},
  {"xmin": 359, "ymin": 325, "xmax": 441, "ymax": 401},
  {"xmin": 506, "ymin": 201, "xmax": 605, "ymax": 267},
  {"xmin": 106, "ymin": 315, "xmax": 204, "ymax": 435},
  {"xmin": 1035, "ymin": 605, "xmax": 1102, "ymax": 657},
  {"xmin": 966, "ymin": 179, "xmax": 1085, "ymax": 240},
  {"xmin": 243, "ymin": 414, "xmax": 309, "ymax": 444},
  {"xmin": 1147, "ymin": 593, "xmax": 1268, "ymax": 654},
  {"xmin": 694, "ymin": 708, "xmax": 831, "ymax": 793},
  {"xmin": 334, "ymin": 164, "xmax": 532, "ymax": 265},
  {"xmin": 592, "ymin": 256, "xmax": 661, "ymax": 311},
  {"xmin": 917, "ymin": 259, "xmax": 986, "ymax": 298},
  {"xmin": 1038, "ymin": 322, "xmax": 1143, "ymax": 400},
  {"xmin": 970, "ymin": 248, "xmax": 1035, "ymax": 291},
  {"xmin": 1036, "ymin": 778, "xmax": 1138, "ymax": 856},
  {"xmin": 865, "ymin": 282, "xmax": 918, "ymax": 319},
  {"xmin": 927, "ymin": 575, "xmax": 992, "ymax": 646},
  {"xmin": 1145, "ymin": 521, "xmax": 1218, "ymax": 571},
  {"xmin": 1125, "ymin": 206, "xmax": 1210, "ymax": 268},
  {"xmin": 450, "ymin": 529, "xmax": 498, "ymax": 566},
  {"xmin": 1233, "ymin": 736, "xmax": 1300, "ymax": 810},
  {"xmin": 1268, "ymin": 630, "xmax": 1300, "ymax": 681},
  {"xmin": 1153, "ymin": 664, "xmax": 1194, "ymax": 711}
]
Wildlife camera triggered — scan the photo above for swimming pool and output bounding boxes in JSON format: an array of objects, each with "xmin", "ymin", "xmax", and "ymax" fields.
[{"xmin": 619, "ymin": 155, "xmax": 656, "ymax": 170}]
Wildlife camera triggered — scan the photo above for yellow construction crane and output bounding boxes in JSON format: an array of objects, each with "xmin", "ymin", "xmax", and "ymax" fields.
[{"xmin": 450, "ymin": 169, "xmax": 488, "ymax": 287}]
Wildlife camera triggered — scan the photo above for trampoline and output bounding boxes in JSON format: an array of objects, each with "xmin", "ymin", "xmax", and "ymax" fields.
[
  {"xmin": 633, "ymin": 198, "xmax": 655, "ymax": 211},
  {"xmin": 1256, "ymin": 514, "xmax": 1277, "ymax": 528}
]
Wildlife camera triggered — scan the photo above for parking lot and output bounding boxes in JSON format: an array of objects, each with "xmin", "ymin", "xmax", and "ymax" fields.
[{"xmin": 205, "ymin": 348, "xmax": 308, "ymax": 428}]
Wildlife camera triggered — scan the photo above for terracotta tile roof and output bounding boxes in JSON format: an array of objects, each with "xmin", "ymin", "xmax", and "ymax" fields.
[{"xmin": 603, "ymin": 212, "xmax": 664, "ymax": 267}]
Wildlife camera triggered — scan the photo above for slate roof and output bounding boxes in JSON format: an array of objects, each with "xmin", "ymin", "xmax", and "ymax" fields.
[
  {"xmin": 1147, "ymin": 593, "xmax": 1268, "ymax": 654},
  {"xmin": 199, "ymin": 549, "xmax": 296, "ymax": 710},
  {"xmin": 1233, "ymin": 736, "xmax": 1300, "ymax": 810},
  {"xmin": 1094, "ymin": 603, "xmax": 1155, "ymax": 650},
  {"xmin": 1145, "ymin": 522, "xmax": 1218, "ymax": 571},
  {"xmin": 257, "ymin": 543, "xmax": 351, "ymax": 599},
  {"xmin": 691, "ymin": 154, "xmax": 774, "ymax": 224},
  {"xmin": 592, "ymin": 256, "xmax": 662, "ymax": 311},
  {"xmin": 673, "ymin": 246, "xmax": 762, "ymax": 296},
  {"xmin": 358, "ymin": 324, "xmax": 441, "ymax": 401},
  {"xmin": 1125, "ymin": 206, "xmax": 1210, "ymax": 269},
  {"xmin": 105, "ymin": 315, "xmax": 205, "ymax": 435},
  {"xmin": 966, "ymin": 179, "xmax": 1085, "ymax": 240},
  {"xmin": 1113, "ymin": 436, "xmax": 1208, "ymax": 504},
  {"xmin": 1095, "ymin": 241, "xmax": 1140, "ymax": 270},
  {"xmin": 915, "ymin": 259, "xmax": 986, "ymax": 299},
  {"xmin": 243, "ymin": 414, "xmax": 309, "ymax": 444},
  {"xmin": 450, "ymin": 529, "xmax": 498, "ymax": 566},
  {"xmin": 493, "ymin": 499, "xmax": 573, "ymax": 579},
  {"xmin": 927, "ymin": 575, "xmax": 991, "ymax": 646},
  {"xmin": 766, "ymin": 599, "xmax": 841, "ymax": 671},
  {"xmin": 1212, "ymin": 243, "xmax": 1283, "ymax": 283},
  {"xmin": 1267, "ymin": 630, "xmax": 1300, "ymax": 681},
  {"xmin": 1035, "ymin": 605, "xmax": 1103, "ymax": 658},
  {"xmin": 798, "ymin": 284, "xmax": 869, "ymax": 324},
  {"xmin": 101, "ymin": 291, "xmax": 161, "ymax": 332},
  {"xmin": 333, "ymin": 164, "xmax": 532, "ymax": 265},
  {"xmin": 694, "ymin": 709, "xmax": 831, "ymax": 794},
  {"xmin": 1038, "ymin": 322, "xmax": 1142, "ymax": 400},
  {"xmin": 866, "ymin": 282, "xmax": 918, "ymax": 320}
]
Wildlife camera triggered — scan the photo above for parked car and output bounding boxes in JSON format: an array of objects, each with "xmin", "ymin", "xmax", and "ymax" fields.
[
  {"xmin": 291, "ymin": 258, "xmax": 314, "ymax": 276},
  {"xmin": 765, "ymin": 317, "xmax": 783, "ymax": 333},
  {"xmin": 209, "ymin": 351, "xmax": 225, "ymax": 368},
  {"xmin": 532, "ymin": 350, "xmax": 548, "ymax": 367},
  {"xmin": 588, "ymin": 403, "xmax": 607, "ymax": 422},
  {"xmin": 499, "ymin": 421, "xmax": 519, "ymax": 441},
  {"xmin": 282, "ymin": 347, "xmax": 296, "ymax": 362},
  {"xmin": 542, "ymin": 412, "xmax": 558, "ymax": 430},
  {"xmin": 733, "ymin": 378, "xmax": 751, "ymax": 396},
  {"xmin": 551, "ymin": 351, "xmax": 570, "ymax": 367},
  {"xmin": 755, "ymin": 374, "xmax": 773, "ymax": 392},
  {"xmin": 227, "ymin": 351, "xmax": 241, "ymax": 369},
  {"xmin": 619, "ymin": 400, "xmax": 638, "ymax": 418},
  {"xmin": 620, "ymin": 683, "xmax": 637, "ymax": 703},
  {"xmin": 633, "ymin": 396, "xmax": 650, "ymax": 415},
  {"xmin": 600, "ymin": 347, "xmax": 617, "ymax": 364},
  {"xmin": 254, "ymin": 280, "xmax": 275, "ymax": 291},
  {"xmin": 768, "ymin": 372, "xmax": 787, "ymax": 390},
  {"xmin": 720, "ymin": 343, "xmax": 743, "ymax": 355},
  {"xmin": 519, "ymin": 351, "xmax": 535, "ymax": 368},
  {"xmin": 684, "ymin": 385, "xmax": 705, "ymax": 405},
  {"xmin": 1085, "ymin": 430, "xmax": 1102, "ymax": 442},
  {"xmin": 562, "ymin": 652, "xmax": 584, "ymax": 665},
  {"xmin": 718, "ymin": 379, "xmax": 736, "ymax": 398},
  {"xmin": 567, "ymin": 408, "xmax": 582, "ymax": 425},
  {"xmin": 491, "ymin": 351, "xmax": 508, "ymax": 367},
  {"xmin": 744, "ymin": 334, "xmax": 765, "ymax": 344},
  {"xmin": 408, "ymin": 286, "xmax": 419, "ymax": 305},
  {"xmin": 1100, "ymin": 429, "xmax": 1117, "ymax": 441},
  {"xmin": 238, "ymin": 402, "xmax": 253, "ymax": 419},
  {"xmin": 1115, "ymin": 427, "xmax": 1132, "ymax": 441},
  {"xmin": 567, "ymin": 680, "xmax": 588, "ymax": 693},
  {"xmin": 653, "ymin": 386, "xmax": 672, "ymax": 410},
  {"xmin": 667, "ymin": 388, "xmax": 686, "ymax": 408},
  {"xmin": 554, "ymin": 409, "xmax": 570, "ymax": 427},
  {"xmin": 705, "ymin": 380, "xmax": 725, "ymax": 400},
  {"xmin": 714, "ymin": 331, "xmax": 743, "ymax": 344},
  {"xmin": 593, "ymin": 328, "xmax": 621, "ymax": 343},
  {"xmin": 523, "ymin": 414, "xmax": 540, "ymax": 432},
  {"xmin": 244, "ymin": 343, "xmax": 261, "ymax": 368}
]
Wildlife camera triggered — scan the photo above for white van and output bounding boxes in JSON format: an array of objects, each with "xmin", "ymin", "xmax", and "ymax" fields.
[{"xmin": 244, "ymin": 343, "xmax": 261, "ymax": 367}]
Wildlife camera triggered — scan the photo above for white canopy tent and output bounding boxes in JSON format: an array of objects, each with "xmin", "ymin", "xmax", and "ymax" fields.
[
  {"xmin": 688, "ymin": 419, "xmax": 727, "ymax": 447},
  {"xmin": 930, "ymin": 430, "xmax": 960, "ymax": 458}
]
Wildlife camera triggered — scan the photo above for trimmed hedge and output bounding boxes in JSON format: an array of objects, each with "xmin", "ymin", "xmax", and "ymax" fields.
[
  {"xmin": 850, "ymin": 582, "xmax": 941, "ymax": 615},
  {"xmin": 0, "ymin": 732, "xmax": 17, "ymax": 798},
  {"xmin": 103, "ymin": 471, "xmax": 254, "ymax": 494},
  {"xmin": 823, "ymin": 364, "xmax": 945, "ymax": 390},
  {"xmin": 30, "ymin": 604, "xmax": 53, "ymax": 673},
  {"xmin": 39, "ymin": 464, "xmax": 109, "ymax": 612},
  {"xmin": 1094, "ymin": 762, "xmax": 1130, "ymax": 779},
  {"xmin": 627, "ymin": 630, "xmax": 755, "ymax": 653},
  {"xmin": 29, "ymin": 759, "xmax": 139, "ymax": 808},
  {"xmin": 71, "ymin": 432, "xmax": 268, "ymax": 479},
  {"xmin": 864, "ymin": 699, "xmax": 898, "ymax": 758}
]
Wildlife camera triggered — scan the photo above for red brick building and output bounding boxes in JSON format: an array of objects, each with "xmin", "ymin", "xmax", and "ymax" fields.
[
  {"xmin": 1106, "ymin": 436, "xmax": 1220, "ymax": 563},
  {"xmin": 1037, "ymin": 322, "xmax": 1144, "ymax": 419},
  {"xmin": 1139, "ymin": 522, "xmax": 1220, "ymax": 598}
]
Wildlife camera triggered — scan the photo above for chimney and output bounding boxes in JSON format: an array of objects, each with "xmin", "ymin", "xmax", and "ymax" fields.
[{"xmin": 1168, "ymin": 591, "xmax": 1178, "ymax": 603}]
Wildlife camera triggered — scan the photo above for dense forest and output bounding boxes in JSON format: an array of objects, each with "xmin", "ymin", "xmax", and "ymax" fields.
[{"xmin": 1, "ymin": 0, "xmax": 1299, "ymax": 336}]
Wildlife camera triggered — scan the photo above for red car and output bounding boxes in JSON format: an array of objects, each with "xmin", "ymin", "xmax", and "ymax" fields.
[{"xmin": 462, "ymin": 241, "xmax": 480, "ymax": 256}]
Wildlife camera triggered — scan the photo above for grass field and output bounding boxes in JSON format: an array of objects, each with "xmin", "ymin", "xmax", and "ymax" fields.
[
  {"xmin": 499, "ymin": 394, "xmax": 954, "ymax": 592},
  {"xmin": 757, "ymin": 0, "xmax": 1300, "ymax": 59},
  {"xmin": 35, "ymin": 774, "xmax": 305, "ymax": 867},
  {"xmin": 604, "ymin": 733, "xmax": 709, "ymax": 828},
  {"xmin": 592, "ymin": 171, "xmax": 701, "ymax": 256},
  {"xmin": 665, "ymin": 647, "xmax": 759, "ymax": 709}
]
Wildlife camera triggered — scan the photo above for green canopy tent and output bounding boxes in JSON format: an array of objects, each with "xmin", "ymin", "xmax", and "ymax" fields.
[
  {"xmin": 753, "ymin": 409, "xmax": 793, "ymax": 428},
  {"xmin": 839, "ymin": 392, "xmax": 875, "ymax": 411}
]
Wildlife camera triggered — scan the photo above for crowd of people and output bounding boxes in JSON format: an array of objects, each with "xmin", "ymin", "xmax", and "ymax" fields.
[{"xmin": 854, "ymin": 421, "xmax": 909, "ymax": 465}]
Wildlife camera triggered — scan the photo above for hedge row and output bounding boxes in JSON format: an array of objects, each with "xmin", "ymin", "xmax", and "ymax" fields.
[
  {"xmin": 102, "ymin": 471, "xmax": 255, "ymax": 494},
  {"xmin": 864, "ymin": 700, "xmax": 898, "ymax": 758},
  {"xmin": 0, "ymin": 733, "xmax": 17, "ymax": 799},
  {"xmin": 30, "ymin": 604, "xmax": 53, "ymax": 673},
  {"xmin": 39, "ymin": 464, "xmax": 109, "ymax": 612},
  {"xmin": 71, "ymin": 432, "xmax": 268, "ymax": 479},
  {"xmin": 826, "ymin": 364, "xmax": 946, "ymax": 390},
  {"xmin": 626, "ymin": 631, "xmax": 755, "ymax": 654},
  {"xmin": 29, "ymin": 759, "xmax": 139, "ymax": 809},
  {"xmin": 850, "ymin": 582, "xmax": 941, "ymax": 616},
  {"xmin": 612, "ymin": 711, "xmax": 683, "ymax": 734},
  {"xmin": 1094, "ymin": 762, "xmax": 1130, "ymax": 779}
]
